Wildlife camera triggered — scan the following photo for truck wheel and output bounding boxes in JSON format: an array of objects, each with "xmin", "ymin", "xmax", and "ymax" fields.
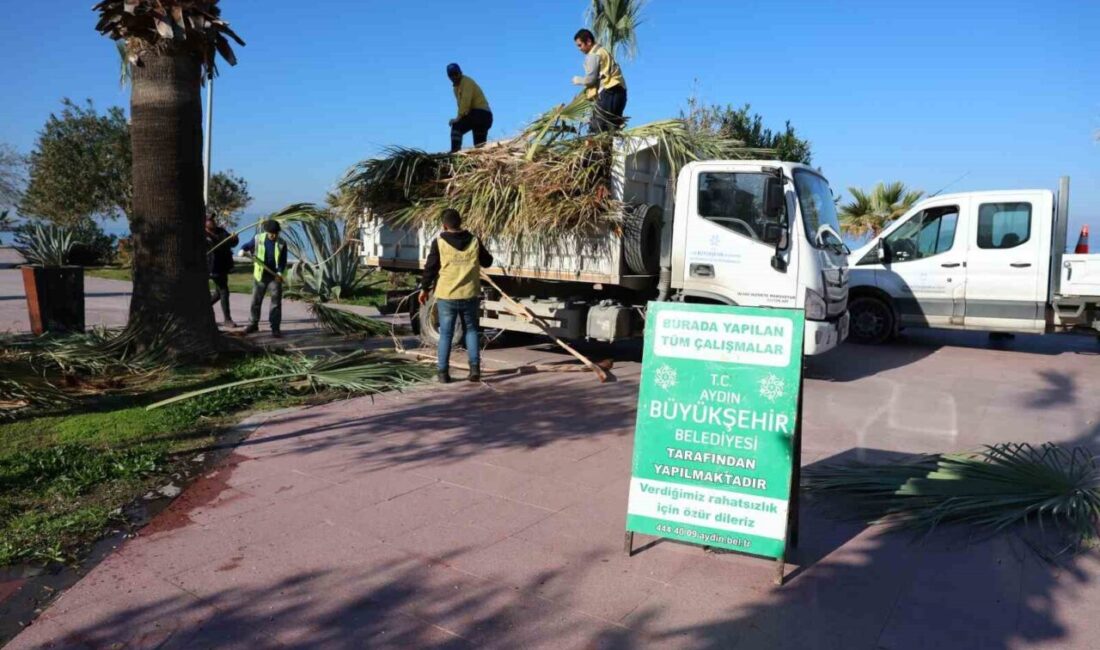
[
  {"xmin": 623, "ymin": 203, "xmax": 663, "ymax": 275},
  {"xmin": 418, "ymin": 294, "xmax": 464, "ymax": 349},
  {"xmin": 848, "ymin": 296, "xmax": 895, "ymax": 344}
]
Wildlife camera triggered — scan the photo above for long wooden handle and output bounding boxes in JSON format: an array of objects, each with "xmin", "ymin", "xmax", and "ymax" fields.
[{"xmin": 480, "ymin": 272, "xmax": 610, "ymax": 383}]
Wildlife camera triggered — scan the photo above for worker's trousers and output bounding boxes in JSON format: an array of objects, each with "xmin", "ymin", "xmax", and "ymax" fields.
[
  {"xmin": 591, "ymin": 86, "xmax": 627, "ymax": 133},
  {"xmin": 435, "ymin": 297, "xmax": 481, "ymax": 370},
  {"xmin": 249, "ymin": 277, "xmax": 283, "ymax": 332},
  {"xmin": 209, "ymin": 273, "xmax": 232, "ymax": 322},
  {"xmin": 451, "ymin": 109, "xmax": 493, "ymax": 152}
]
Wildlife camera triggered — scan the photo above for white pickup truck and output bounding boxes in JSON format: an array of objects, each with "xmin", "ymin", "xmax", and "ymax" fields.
[
  {"xmin": 847, "ymin": 178, "xmax": 1100, "ymax": 342},
  {"xmin": 363, "ymin": 140, "xmax": 850, "ymax": 355}
]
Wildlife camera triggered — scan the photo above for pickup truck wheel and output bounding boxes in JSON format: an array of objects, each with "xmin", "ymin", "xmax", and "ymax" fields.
[
  {"xmin": 418, "ymin": 294, "xmax": 465, "ymax": 349},
  {"xmin": 848, "ymin": 296, "xmax": 895, "ymax": 344}
]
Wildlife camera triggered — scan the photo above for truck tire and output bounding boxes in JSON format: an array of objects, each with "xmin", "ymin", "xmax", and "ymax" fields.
[
  {"xmin": 418, "ymin": 294, "xmax": 464, "ymax": 349},
  {"xmin": 848, "ymin": 295, "xmax": 895, "ymax": 345},
  {"xmin": 623, "ymin": 203, "xmax": 663, "ymax": 275}
]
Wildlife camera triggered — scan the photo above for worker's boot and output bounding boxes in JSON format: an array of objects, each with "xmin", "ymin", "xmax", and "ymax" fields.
[
  {"xmin": 468, "ymin": 363, "xmax": 481, "ymax": 382},
  {"xmin": 437, "ymin": 369, "xmax": 452, "ymax": 384}
]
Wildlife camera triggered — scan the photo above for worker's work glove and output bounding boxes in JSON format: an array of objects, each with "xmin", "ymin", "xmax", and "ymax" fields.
[
  {"xmin": 275, "ymin": 274, "xmax": 284, "ymax": 284},
  {"xmin": 418, "ymin": 290, "xmax": 429, "ymax": 306},
  {"xmin": 571, "ymin": 76, "xmax": 585, "ymax": 86}
]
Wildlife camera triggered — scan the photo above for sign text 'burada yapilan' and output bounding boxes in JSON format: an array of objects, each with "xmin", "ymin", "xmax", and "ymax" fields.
[{"xmin": 625, "ymin": 302, "xmax": 805, "ymax": 559}]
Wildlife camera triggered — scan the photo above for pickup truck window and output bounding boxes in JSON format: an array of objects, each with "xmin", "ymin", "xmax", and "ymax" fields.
[
  {"xmin": 977, "ymin": 202, "xmax": 1031, "ymax": 249},
  {"xmin": 880, "ymin": 206, "xmax": 959, "ymax": 263},
  {"xmin": 697, "ymin": 172, "xmax": 786, "ymax": 244},
  {"xmin": 793, "ymin": 170, "xmax": 843, "ymax": 249}
]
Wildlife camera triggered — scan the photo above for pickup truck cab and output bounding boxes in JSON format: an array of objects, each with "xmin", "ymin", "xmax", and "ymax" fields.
[{"xmin": 847, "ymin": 178, "xmax": 1100, "ymax": 342}]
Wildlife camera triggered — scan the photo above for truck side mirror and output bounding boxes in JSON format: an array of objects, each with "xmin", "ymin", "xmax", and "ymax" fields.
[{"xmin": 764, "ymin": 222, "xmax": 790, "ymax": 272}]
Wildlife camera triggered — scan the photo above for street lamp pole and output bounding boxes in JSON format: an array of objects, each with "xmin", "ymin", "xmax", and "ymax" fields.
[{"xmin": 203, "ymin": 75, "xmax": 214, "ymax": 207}]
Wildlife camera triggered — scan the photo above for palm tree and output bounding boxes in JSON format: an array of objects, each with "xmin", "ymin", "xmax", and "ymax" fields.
[
  {"xmin": 839, "ymin": 181, "xmax": 924, "ymax": 238},
  {"xmin": 93, "ymin": 1, "xmax": 243, "ymax": 355},
  {"xmin": 588, "ymin": 0, "xmax": 644, "ymax": 60}
]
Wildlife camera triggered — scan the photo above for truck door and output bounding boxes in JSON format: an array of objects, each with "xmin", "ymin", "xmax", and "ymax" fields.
[
  {"xmin": 878, "ymin": 200, "xmax": 967, "ymax": 327},
  {"xmin": 678, "ymin": 169, "xmax": 797, "ymax": 307},
  {"xmin": 963, "ymin": 198, "xmax": 1045, "ymax": 332}
]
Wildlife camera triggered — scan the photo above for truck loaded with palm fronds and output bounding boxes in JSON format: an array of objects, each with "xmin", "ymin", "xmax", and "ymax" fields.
[{"xmin": 345, "ymin": 98, "xmax": 852, "ymax": 356}]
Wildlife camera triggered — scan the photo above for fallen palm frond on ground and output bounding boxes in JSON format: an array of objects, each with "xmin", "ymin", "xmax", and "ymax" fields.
[
  {"xmin": 803, "ymin": 443, "xmax": 1100, "ymax": 553},
  {"xmin": 340, "ymin": 97, "xmax": 772, "ymax": 243},
  {"xmin": 308, "ymin": 302, "xmax": 390, "ymax": 337},
  {"xmin": 146, "ymin": 349, "xmax": 432, "ymax": 410},
  {"xmin": 34, "ymin": 323, "xmax": 177, "ymax": 377}
]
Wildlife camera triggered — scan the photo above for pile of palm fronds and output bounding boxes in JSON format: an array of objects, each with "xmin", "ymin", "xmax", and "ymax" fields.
[
  {"xmin": 147, "ymin": 349, "xmax": 432, "ymax": 410},
  {"xmin": 804, "ymin": 443, "xmax": 1100, "ymax": 552},
  {"xmin": 33, "ymin": 323, "xmax": 177, "ymax": 377},
  {"xmin": 340, "ymin": 96, "xmax": 771, "ymax": 243},
  {"xmin": 308, "ymin": 302, "xmax": 389, "ymax": 337}
]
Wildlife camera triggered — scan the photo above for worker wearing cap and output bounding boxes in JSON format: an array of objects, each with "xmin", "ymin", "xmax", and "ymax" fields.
[
  {"xmin": 419, "ymin": 208, "xmax": 493, "ymax": 383},
  {"xmin": 240, "ymin": 219, "xmax": 288, "ymax": 338},
  {"xmin": 571, "ymin": 28, "xmax": 627, "ymax": 133},
  {"xmin": 447, "ymin": 63, "xmax": 493, "ymax": 153}
]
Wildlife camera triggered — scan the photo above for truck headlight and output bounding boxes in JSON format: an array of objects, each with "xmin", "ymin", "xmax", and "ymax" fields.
[{"xmin": 805, "ymin": 288, "xmax": 827, "ymax": 320}]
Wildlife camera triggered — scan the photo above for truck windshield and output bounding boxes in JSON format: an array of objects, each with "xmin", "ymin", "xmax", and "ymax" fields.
[{"xmin": 793, "ymin": 170, "xmax": 843, "ymax": 249}]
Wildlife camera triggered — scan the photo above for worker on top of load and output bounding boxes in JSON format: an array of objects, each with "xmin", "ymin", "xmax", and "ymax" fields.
[
  {"xmin": 419, "ymin": 208, "xmax": 494, "ymax": 384},
  {"xmin": 571, "ymin": 28, "xmax": 627, "ymax": 133},
  {"xmin": 447, "ymin": 63, "xmax": 493, "ymax": 153}
]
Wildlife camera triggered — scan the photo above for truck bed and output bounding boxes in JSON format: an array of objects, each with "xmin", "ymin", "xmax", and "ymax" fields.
[
  {"xmin": 1060, "ymin": 253, "xmax": 1100, "ymax": 298},
  {"xmin": 361, "ymin": 138, "xmax": 671, "ymax": 289}
]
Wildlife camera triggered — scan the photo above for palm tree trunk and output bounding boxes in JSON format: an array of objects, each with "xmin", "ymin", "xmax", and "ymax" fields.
[{"xmin": 128, "ymin": 50, "xmax": 218, "ymax": 356}]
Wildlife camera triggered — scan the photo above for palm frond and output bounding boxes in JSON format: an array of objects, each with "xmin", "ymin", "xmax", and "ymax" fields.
[
  {"xmin": 342, "ymin": 106, "xmax": 763, "ymax": 246},
  {"xmin": 804, "ymin": 443, "xmax": 1100, "ymax": 552},
  {"xmin": 308, "ymin": 302, "xmax": 389, "ymax": 337},
  {"xmin": 146, "ymin": 350, "xmax": 432, "ymax": 410},
  {"xmin": 209, "ymin": 203, "xmax": 327, "ymax": 255},
  {"xmin": 588, "ymin": 0, "xmax": 645, "ymax": 61}
]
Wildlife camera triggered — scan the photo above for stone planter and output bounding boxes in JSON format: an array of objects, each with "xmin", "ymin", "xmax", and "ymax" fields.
[{"xmin": 21, "ymin": 265, "xmax": 85, "ymax": 335}]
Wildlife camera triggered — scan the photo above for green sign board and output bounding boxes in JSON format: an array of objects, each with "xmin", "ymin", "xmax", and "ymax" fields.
[{"xmin": 625, "ymin": 302, "xmax": 806, "ymax": 560}]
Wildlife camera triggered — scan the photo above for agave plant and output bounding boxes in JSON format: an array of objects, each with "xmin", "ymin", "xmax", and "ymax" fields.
[
  {"xmin": 282, "ymin": 213, "xmax": 369, "ymax": 302},
  {"xmin": 804, "ymin": 443, "xmax": 1100, "ymax": 553},
  {"xmin": 15, "ymin": 223, "xmax": 74, "ymax": 267},
  {"xmin": 147, "ymin": 350, "xmax": 433, "ymax": 410}
]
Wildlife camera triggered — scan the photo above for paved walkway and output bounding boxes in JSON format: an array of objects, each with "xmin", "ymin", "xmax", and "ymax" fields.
[{"xmin": 4, "ymin": 273, "xmax": 1100, "ymax": 648}]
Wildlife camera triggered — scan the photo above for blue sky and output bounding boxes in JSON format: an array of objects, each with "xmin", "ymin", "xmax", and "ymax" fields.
[{"xmin": 2, "ymin": 0, "xmax": 1098, "ymax": 238}]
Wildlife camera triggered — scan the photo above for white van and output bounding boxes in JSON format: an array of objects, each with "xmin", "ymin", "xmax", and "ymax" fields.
[{"xmin": 847, "ymin": 178, "xmax": 1099, "ymax": 342}]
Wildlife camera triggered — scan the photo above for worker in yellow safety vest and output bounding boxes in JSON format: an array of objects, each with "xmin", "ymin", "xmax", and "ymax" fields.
[
  {"xmin": 572, "ymin": 28, "xmax": 627, "ymax": 133},
  {"xmin": 418, "ymin": 208, "xmax": 494, "ymax": 383},
  {"xmin": 241, "ymin": 219, "xmax": 288, "ymax": 338},
  {"xmin": 447, "ymin": 63, "xmax": 494, "ymax": 153}
]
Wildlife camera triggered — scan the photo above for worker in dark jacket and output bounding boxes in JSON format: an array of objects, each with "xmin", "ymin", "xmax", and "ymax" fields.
[
  {"xmin": 447, "ymin": 63, "xmax": 493, "ymax": 153},
  {"xmin": 205, "ymin": 214, "xmax": 239, "ymax": 326},
  {"xmin": 241, "ymin": 219, "xmax": 288, "ymax": 338},
  {"xmin": 419, "ymin": 208, "xmax": 493, "ymax": 383}
]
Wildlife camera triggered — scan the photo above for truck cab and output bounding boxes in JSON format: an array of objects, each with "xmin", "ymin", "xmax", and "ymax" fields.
[
  {"xmin": 846, "ymin": 181, "xmax": 1100, "ymax": 342},
  {"xmin": 669, "ymin": 161, "xmax": 850, "ymax": 355}
]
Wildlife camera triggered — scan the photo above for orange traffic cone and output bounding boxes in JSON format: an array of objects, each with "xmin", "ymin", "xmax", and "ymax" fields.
[{"xmin": 1074, "ymin": 225, "xmax": 1089, "ymax": 254}]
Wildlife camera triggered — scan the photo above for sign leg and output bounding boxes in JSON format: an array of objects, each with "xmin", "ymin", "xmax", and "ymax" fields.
[{"xmin": 624, "ymin": 531, "xmax": 635, "ymax": 557}]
